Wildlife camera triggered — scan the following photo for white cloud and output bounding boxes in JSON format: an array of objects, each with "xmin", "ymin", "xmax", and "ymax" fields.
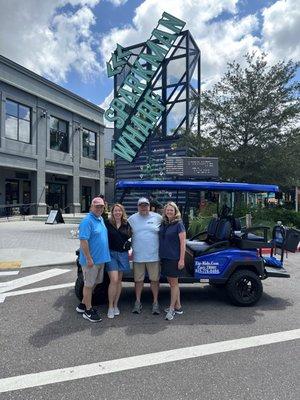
[
  {"xmin": 100, "ymin": 0, "xmax": 260, "ymax": 88},
  {"xmin": 107, "ymin": 0, "xmax": 128, "ymax": 6},
  {"xmin": 0, "ymin": 0, "xmax": 101, "ymax": 82},
  {"xmin": 100, "ymin": 90, "xmax": 114, "ymax": 126},
  {"xmin": 262, "ymin": 0, "xmax": 300, "ymax": 62}
]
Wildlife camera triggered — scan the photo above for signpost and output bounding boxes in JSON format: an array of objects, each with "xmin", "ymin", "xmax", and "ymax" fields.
[
  {"xmin": 45, "ymin": 210, "xmax": 65, "ymax": 225},
  {"xmin": 165, "ymin": 157, "xmax": 219, "ymax": 178}
]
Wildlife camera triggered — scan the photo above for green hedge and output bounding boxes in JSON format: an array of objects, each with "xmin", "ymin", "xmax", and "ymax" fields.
[{"xmin": 188, "ymin": 206, "xmax": 300, "ymax": 238}]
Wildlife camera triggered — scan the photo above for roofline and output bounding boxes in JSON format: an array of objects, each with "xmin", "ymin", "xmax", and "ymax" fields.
[
  {"xmin": 0, "ymin": 54, "xmax": 104, "ymax": 114},
  {"xmin": 116, "ymin": 180, "xmax": 280, "ymax": 193}
]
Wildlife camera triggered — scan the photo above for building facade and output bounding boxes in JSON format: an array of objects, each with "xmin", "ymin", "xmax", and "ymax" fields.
[{"xmin": 0, "ymin": 55, "xmax": 106, "ymax": 216}]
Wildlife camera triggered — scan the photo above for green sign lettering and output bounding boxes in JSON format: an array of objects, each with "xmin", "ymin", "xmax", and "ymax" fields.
[
  {"xmin": 159, "ymin": 12, "xmax": 186, "ymax": 34},
  {"xmin": 105, "ymin": 12, "xmax": 186, "ymax": 162}
]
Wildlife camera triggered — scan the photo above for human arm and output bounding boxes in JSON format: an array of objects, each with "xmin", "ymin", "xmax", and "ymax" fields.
[
  {"xmin": 80, "ymin": 239, "xmax": 94, "ymax": 268},
  {"xmin": 178, "ymin": 230, "xmax": 186, "ymax": 269},
  {"xmin": 80, "ymin": 240, "xmax": 94, "ymax": 268}
]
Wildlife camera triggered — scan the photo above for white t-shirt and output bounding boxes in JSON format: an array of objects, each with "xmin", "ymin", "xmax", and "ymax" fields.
[{"xmin": 128, "ymin": 211, "xmax": 162, "ymax": 262}]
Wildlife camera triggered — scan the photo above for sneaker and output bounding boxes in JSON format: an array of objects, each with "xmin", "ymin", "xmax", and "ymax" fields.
[
  {"xmin": 114, "ymin": 307, "xmax": 120, "ymax": 316},
  {"xmin": 152, "ymin": 302, "xmax": 160, "ymax": 315},
  {"xmin": 107, "ymin": 308, "xmax": 115, "ymax": 319},
  {"xmin": 76, "ymin": 303, "xmax": 86, "ymax": 314},
  {"xmin": 132, "ymin": 301, "xmax": 142, "ymax": 314},
  {"xmin": 165, "ymin": 309, "xmax": 175, "ymax": 321},
  {"xmin": 164, "ymin": 307, "xmax": 183, "ymax": 315},
  {"xmin": 83, "ymin": 308, "xmax": 102, "ymax": 322}
]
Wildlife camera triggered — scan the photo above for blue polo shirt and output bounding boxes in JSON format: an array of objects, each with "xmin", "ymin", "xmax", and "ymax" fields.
[{"xmin": 79, "ymin": 212, "xmax": 111, "ymax": 266}]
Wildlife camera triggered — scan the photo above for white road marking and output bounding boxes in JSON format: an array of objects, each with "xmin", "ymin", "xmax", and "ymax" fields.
[
  {"xmin": 0, "ymin": 329, "xmax": 299, "ymax": 394},
  {"xmin": 0, "ymin": 271, "xmax": 19, "ymax": 276},
  {"xmin": 0, "ymin": 269, "xmax": 70, "ymax": 294},
  {"xmin": 0, "ymin": 282, "xmax": 74, "ymax": 303}
]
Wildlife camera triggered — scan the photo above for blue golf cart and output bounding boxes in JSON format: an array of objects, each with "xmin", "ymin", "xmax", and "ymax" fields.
[{"xmin": 75, "ymin": 180, "xmax": 299, "ymax": 307}]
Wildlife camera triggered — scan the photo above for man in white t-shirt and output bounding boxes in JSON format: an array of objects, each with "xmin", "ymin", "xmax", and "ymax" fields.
[{"xmin": 128, "ymin": 197, "xmax": 162, "ymax": 314}]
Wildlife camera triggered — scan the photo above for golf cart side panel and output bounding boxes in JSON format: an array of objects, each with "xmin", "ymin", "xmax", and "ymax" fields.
[{"xmin": 194, "ymin": 249, "xmax": 262, "ymax": 281}]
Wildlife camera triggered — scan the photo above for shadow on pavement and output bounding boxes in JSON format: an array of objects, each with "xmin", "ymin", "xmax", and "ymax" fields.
[{"xmin": 29, "ymin": 283, "xmax": 292, "ymax": 348}]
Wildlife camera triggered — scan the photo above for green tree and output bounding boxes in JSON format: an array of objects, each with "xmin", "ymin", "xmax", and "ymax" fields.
[{"xmin": 183, "ymin": 53, "xmax": 300, "ymax": 186}]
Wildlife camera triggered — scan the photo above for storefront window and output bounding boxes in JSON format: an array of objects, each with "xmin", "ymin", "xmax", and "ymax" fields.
[
  {"xmin": 5, "ymin": 99, "xmax": 31, "ymax": 143},
  {"xmin": 50, "ymin": 116, "xmax": 69, "ymax": 153},
  {"xmin": 82, "ymin": 128, "xmax": 96, "ymax": 159}
]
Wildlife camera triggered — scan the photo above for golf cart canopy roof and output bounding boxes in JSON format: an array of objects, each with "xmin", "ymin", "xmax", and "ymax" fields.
[{"xmin": 116, "ymin": 180, "xmax": 279, "ymax": 193}]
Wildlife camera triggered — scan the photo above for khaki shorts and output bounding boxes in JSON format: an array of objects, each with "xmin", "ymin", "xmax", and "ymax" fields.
[
  {"xmin": 82, "ymin": 264, "xmax": 104, "ymax": 287},
  {"xmin": 133, "ymin": 261, "xmax": 160, "ymax": 282}
]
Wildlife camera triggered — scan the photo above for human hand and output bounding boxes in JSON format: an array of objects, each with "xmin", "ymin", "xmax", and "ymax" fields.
[
  {"xmin": 87, "ymin": 257, "xmax": 94, "ymax": 268},
  {"xmin": 178, "ymin": 260, "xmax": 185, "ymax": 270}
]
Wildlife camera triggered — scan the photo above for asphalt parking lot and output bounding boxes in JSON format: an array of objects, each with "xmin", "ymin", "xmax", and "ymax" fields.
[{"xmin": 0, "ymin": 252, "xmax": 299, "ymax": 400}]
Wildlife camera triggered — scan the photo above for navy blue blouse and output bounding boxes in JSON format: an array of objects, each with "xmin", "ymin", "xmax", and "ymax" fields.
[{"xmin": 159, "ymin": 220, "xmax": 185, "ymax": 260}]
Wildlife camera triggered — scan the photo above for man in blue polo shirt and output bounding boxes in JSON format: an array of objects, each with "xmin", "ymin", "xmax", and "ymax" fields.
[{"xmin": 76, "ymin": 197, "xmax": 110, "ymax": 322}]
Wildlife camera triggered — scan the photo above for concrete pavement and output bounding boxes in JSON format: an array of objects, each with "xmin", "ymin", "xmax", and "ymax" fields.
[{"xmin": 0, "ymin": 221, "xmax": 79, "ymax": 268}]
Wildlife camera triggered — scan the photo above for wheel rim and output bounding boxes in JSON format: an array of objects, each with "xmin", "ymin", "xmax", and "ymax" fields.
[{"xmin": 236, "ymin": 277, "xmax": 258, "ymax": 302}]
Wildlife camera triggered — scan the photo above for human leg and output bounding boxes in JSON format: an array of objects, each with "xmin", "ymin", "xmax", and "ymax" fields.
[
  {"xmin": 81, "ymin": 265, "xmax": 103, "ymax": 322},
  {"xmin": 108, "ymin": 270, "xmax": 119, "ymax": 309},
  {"xmin": 146, "ymin": 262, "xmax": 160, "ymax": 305},
  {"xmin": 133, "ymin": 262, "xmax": 146, "ymax": 303},
  {"xmin": 168, "ymin": 277, "xmax": 179, "ymax": 309},
  {"xmin": 114, "ymin": 271, "xmax": 123, "ymax": 309}
]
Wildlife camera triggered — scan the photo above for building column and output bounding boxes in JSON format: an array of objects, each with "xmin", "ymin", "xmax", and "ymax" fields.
[
  {"xmin": 71, "ymin": 121, "xmax": 81, "ymax": 214},
  {"xmin": 99, "ymin": 126, "xmax": 105, "ymax": 195},
  {"xmin": 35, "ymin": 108, "xmax": 47, "ymax": 215},
  {"xmin": 70, "ymin": 174, "xmax": 81, "ymax": 214}
]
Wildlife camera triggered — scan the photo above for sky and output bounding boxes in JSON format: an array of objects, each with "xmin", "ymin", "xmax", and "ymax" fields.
[{"xmin": 0, "ymin": 0, "xmax": 299, "ymax": 123}]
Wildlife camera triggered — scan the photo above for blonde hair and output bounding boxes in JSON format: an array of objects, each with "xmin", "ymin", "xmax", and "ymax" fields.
[
  {"xmin": 109, "ymin": 203, "xmax": 128, "ymax": 227},
  {"xmin": 162, "ymin": 202, "xmax": 182, "ymax": 224}
]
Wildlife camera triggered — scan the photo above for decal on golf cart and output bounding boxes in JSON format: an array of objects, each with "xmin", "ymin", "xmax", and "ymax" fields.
[{"xmin": 195, "ymin": 260, "xmax": 220, "ymax": 275}]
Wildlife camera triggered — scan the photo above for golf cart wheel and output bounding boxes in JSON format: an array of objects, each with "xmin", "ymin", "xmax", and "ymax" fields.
[
  {"xmin": 74, "ymin": 272, "xmax": 109, "ymax": 306},
  {"xmin": 226, "ymin": 269, "xmax": 263, "ymax": 306}
]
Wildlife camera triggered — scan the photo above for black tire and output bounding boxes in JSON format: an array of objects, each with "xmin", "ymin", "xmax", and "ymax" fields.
[
  {"xmin": 226, "ymin": 269, "xmax": 263, "ymax": 306},
  {"xmin": 74, "ymin": 271, "xmax": 109, "ymax": 306}
]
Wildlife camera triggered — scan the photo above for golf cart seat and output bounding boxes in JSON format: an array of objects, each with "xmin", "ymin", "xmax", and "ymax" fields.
[
  {"xmin": 186, "ymin": 241, "xmax": 210, "ymax": 252},
  {"xmin": 186, "ymin": 217, "xmax": 219, "ymax": 252},
  {"xmin": 186, "ymin": 219, "xmax": 232, "ymax": 255},
  {"xmin": 235, "ymin": 225, "xmax": 271, "ymax": 249}
]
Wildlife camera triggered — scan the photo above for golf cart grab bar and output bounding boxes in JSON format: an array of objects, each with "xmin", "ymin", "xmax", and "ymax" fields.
[{"xmin": 190, "ymin": 230, "xmax": 208, "ymax": 241}]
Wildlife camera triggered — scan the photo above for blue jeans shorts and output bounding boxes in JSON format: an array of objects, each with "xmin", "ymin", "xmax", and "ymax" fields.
[{"xmin": 106, "ymin": 250, "xmax": 130, "ymax": 272}]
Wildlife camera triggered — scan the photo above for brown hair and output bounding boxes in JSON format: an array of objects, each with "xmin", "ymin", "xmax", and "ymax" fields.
[
  {"xmin": 109, "ymin": 203, "xmax": 128, "ymax": 227},
  {"xmin": 162, "ymin": 202, "xmax": 182, "ymax": 224}
]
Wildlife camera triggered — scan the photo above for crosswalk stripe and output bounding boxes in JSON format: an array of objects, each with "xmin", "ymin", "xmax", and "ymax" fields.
[
  {"xmin": 0, "ymin": 282, "xmax": 74, "ymax": 303},
  {"xmin": 0, "ymin": 271, "xmax": 19, "ymax": 276},
  {"xmin": 0, "ymin": 329, "xmax": 299, "ymax": 393},
  {"xmin": 0, "ymin": 269, "xmax": 70, "ymax": 294}
]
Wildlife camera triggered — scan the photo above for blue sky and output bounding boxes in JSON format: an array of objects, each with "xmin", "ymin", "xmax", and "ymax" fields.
[{"xmin": 0, "ymin": 0, "xmax": 299, "ymax": 116}]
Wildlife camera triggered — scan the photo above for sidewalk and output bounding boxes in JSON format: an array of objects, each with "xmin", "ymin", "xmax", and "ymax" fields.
[{"xmin": 0, "ymin": 221, "xmax": 79, "ymax": 268}]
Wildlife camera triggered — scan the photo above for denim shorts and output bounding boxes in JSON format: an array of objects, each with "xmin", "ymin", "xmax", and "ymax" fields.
[{"xmin": 106, "ymin": 250, "xmax": 130, "ymax": 272}]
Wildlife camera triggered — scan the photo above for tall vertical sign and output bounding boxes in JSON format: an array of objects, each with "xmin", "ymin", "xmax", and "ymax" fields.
[{"xmin": 105, "ymin": 12, "xmax": 186, "ymax": 162}]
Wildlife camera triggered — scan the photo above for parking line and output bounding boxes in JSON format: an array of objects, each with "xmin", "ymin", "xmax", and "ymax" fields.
[
  {"xmin": 0, "ymin": 329, "xmax": 299, "ymax": 394},
  {"xmin": 0, "ymin": 269, "xmax": 70, "ymax": 294},
  {"xmin": 0, "ymin": 271, "xmax": 19, "ymax": 276},
  {"xmin": 0, "ymin": 282, "xmax": 74, "ymax": 303}
]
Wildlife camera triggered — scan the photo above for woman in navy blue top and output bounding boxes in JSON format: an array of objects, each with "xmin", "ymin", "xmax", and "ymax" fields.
[{"xmin": 159, "ymin": 202, "xmax": 186, "ymax": 321}]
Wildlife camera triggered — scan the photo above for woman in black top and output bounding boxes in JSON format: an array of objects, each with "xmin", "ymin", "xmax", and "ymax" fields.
[{"xmin": 105, "ymin": 203, "xmax": 131, "ymax": 319}]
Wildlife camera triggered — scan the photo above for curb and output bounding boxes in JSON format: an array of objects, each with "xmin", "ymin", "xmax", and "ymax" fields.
[{"xmin": 21, "ymin": 261, "xmax": 76, "ymax": 269}]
